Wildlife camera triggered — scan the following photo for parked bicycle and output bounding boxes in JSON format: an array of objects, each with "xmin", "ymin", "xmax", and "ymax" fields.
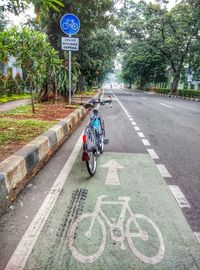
[{"xmin": 82, "ymin": 97, "xmax": 112, "ymax": 176}]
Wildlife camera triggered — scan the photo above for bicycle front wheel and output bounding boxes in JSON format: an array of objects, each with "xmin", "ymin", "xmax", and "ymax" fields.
[
  {"xmin": 68, "ymin": 213, "xmax": 106, "ymax": 263},
  {"xmin": 98, "ymin": 113, "xmax": 105, "ymax": 153},
  {"xmin": 85, "ymin": 127, "xmax": 97, "ymax": 176},
  {"xmin": 126, "ymin": 214, "xmax": 165, "ymax": 264}
]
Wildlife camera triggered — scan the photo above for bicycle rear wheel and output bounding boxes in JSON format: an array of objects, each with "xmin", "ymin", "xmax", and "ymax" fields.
[{"xmin": 85, "ymin": 127, "xmax": 97, "ymax": 176}]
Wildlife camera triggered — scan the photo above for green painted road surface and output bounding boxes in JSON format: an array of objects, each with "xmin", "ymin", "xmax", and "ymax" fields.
[{"xmin": 25, "ymin": 153, "xmax": 200, "ymax": 270}]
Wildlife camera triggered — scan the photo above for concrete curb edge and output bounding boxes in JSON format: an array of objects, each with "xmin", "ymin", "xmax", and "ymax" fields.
[{"xmin": 0, "ymin": 106, "xmax": 87, "ymax": 214}]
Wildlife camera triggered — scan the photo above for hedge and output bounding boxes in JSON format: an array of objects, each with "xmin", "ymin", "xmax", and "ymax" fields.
[
  {"xmin": 178, "ymin": 89, "xmax": 200, "ymax": 98},
  {"xmin": 156, "ymin": 88, "xmax": 170, "ymax": 94}
]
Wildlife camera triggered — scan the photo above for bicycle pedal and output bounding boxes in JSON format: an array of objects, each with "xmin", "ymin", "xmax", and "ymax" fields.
[{"xmin": 104, "ymin": 139, "xmax": 109, "ymax": 145}]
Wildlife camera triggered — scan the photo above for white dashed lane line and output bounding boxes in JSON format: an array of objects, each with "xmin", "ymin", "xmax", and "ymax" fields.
[
  {"xmin": 112, "ymin": 92, "xmax": 199, "ymax": 243},
  {"xmin": 137, "ymin": 132, "xmax": 145, "ymax": 138},
  {"xmin": 160, "ymin": 103, "xmax": 173, "ymax": 109},
  {"xmin": 142, "ymin": 139, "xmax": 150, "ymax": 146},
  {"xmin": 147, "ymin": 149, "xmax": 159, "ymax": 159},
  {"xmin": 134, "ymin": 126, "xmax": 140, "ymax": 131},
  {"xmin": 131, "ymin": 122, "xmax": 137, "ymax": 126},
  {"xmin": 156, "ymin": 164, "xmax": 172, "ymax": 178},
  {"xmin": 168, "ymin": 185, "xmax": 191, "ymax": 209}
]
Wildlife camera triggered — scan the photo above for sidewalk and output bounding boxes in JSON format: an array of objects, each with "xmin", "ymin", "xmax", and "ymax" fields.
[{"xmin": 0, "ymin": 99, "xmax": 31, "ymax": 112}]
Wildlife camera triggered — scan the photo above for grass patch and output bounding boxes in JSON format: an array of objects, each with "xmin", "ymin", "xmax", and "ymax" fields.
[
  {"xmin": 5, "ymin": 104, "xmax": 41, "ymax": 115},
  {"xmin": 75, "ymin": 88, "xmax": 98, "ymax": 96},
  {"xmin": 0, "ymin": 93, "xmax": 31, "ymax": 103},
  {"xmin": 0, "ymin": 118, "xmax": 57, "ymax": 144}
]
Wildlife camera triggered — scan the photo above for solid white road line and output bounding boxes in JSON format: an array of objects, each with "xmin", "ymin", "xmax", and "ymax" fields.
[
  {"xmin": 5, "ymin": 135, "xmax": 83, "ymax": 270},
  {"xmin": 168, "ymin": 185, "xmax": 191, "ymax": 209},
  {"xmin": 194, "ymin": 232, "xmax": 200, "ymax": 244},
  {"xmin": 147, "ymin": 149, "xmax": 159, "ymax": 159},
  {"xmin": 142, "ymin": 139, "xmax": 150, "ymax": 146},
  {"xmin": 137, "ymin": 132, "xmax": 145, "ymax": 138},
  {"xmin": 160, "ymin": 103, "xmax": 173, "ymax": 109},
  {"xmin": 142, "ymin": 97, "xmax": 147, "ymax": 100},
  {"xmin": 156, "ymin": 164, "xmax": 171, "ymax": 178}
]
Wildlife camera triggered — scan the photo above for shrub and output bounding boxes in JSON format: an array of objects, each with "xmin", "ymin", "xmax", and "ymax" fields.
[
  {"xmin": 156, "ymin": 88, "xmax": 170, "ymax": 94},
  {"xmin": 178, "ymin": 90, "xmax": 200, "ymax": 98}
]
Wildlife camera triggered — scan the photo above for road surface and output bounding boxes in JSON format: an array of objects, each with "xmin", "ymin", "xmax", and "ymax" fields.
[{"xmin": 0, "ymin": 87, "xmax": 200, "ymax": 270}]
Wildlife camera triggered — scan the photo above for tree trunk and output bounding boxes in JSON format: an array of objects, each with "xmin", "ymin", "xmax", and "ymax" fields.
[
  {"xmin": 171, "ymin": 73, "xmax": 180, "ymax": 94},
  {"xmin": 78, "ymin": 73, "xmax": 84, "ymax": 92},
  {"xmin": 38, "ymin": 76, "xmax": 56, "ymax": 102}
]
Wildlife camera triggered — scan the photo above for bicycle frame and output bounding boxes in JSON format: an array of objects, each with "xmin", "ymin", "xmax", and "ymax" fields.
[{"xmin": 87, "ymin": 195, "xmax": 135, "ymax": 249}]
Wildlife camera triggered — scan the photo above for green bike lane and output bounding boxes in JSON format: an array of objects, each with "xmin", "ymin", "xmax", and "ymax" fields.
[{"xmin": 19, "ymin": 151, "xmax": 200, "ymax": 270}]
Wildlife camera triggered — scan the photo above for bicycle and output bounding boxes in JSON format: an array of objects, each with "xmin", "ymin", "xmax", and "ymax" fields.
[
  {"xmin": 68, "ymin": 195, "xmax": 165, "ymax": 264},
  {"xmin": 62, "ymin": 19, "xmax": 78, "ymax": 31},
  {"xmin": 82, "ymin": 97, "xmax": 112, "ymax": 176}
]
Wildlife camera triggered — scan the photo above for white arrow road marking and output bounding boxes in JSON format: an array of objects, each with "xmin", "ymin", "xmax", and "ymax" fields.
[{"xmin": 101, "ymin": 160, "xmax": 124, "ymax": 186}]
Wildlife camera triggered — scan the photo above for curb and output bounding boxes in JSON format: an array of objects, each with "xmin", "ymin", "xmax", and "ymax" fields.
[
  {"xmin": 155, "ymin": 93, "xmax": 199, "ymax": 102},
  {"xmin": 0, "ymin": 106, "xmax": 87, "ymax": 214},
  {"xmin": 137, "ymin": 90, "xmax": 200, "ymax": 102}
]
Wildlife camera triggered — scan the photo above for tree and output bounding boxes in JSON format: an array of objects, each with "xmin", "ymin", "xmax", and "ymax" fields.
[
  {"xmin": 122, "ymin": 0, "xmax": 200, "ymax": 93},
  {"xmin": 36, "ymin": 0, "xmax": 116, "ymax": 91},
  {"xmin": 122, "ymin": 41, "xmax": 167, "ymax": 89}
]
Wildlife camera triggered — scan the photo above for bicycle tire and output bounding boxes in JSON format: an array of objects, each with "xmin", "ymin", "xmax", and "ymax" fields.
[
  {"xmin": 85, "ymin": 127, "xmax": 97, "ymax": 176},
  {"xmin": 126, "ymin": 214, "xmax": 165, "ymax": 264},
  {"xmin": 97, "ymin": 112, "xmax": 105, "ymax": 153},
  {"xmin": 68, "ymin": 213, "xmax": 106, "ymax": 263}
]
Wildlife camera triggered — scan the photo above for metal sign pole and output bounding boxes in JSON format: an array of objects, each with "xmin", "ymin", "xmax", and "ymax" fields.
[
  {"xmin": 60, "ymin": 14, "xmax": 80, "ymax": 106},
  {"xmin": 69, "ymin": 34, "xmax": 72, "ymax": 105}
]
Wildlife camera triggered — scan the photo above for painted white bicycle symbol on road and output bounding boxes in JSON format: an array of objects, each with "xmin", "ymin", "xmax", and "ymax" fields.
[
  {"xmin": 62, "ymin": 19, "xmax": 79, "ymax": 31},
  {"xmin": 68, "ymin": 195, "xmax": 165, "ymax": 264}
]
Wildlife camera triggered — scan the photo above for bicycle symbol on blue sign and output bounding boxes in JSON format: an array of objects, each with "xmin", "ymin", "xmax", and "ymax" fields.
[{"xmin": 60, "ymin": 13, "xmax": 80, "ymax": 35}]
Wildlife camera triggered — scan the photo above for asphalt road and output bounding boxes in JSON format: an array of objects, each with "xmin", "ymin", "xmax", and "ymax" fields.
[
  {"xmin": 109, "ymin": 88, "xmax": 200, "ymax": 232},
  {"xmin": 0, "ymin": 87, "xmax": 200, "ymax": 270}
]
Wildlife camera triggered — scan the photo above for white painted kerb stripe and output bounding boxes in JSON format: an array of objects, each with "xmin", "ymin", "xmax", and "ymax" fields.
[
  {"xmin": 168, "ymin": 185, "xmax": 191, "ymax": 208},
  {"xmin": 156, "ymin": 164, "xmax": 171, "ymax": 178},
  {"xmin": 5, "ymin": 135, "xmax": 83, "ymax": 270},
  {"xmin": 147, "ymin": 149, "xmax": 159, "ymax": 159}
]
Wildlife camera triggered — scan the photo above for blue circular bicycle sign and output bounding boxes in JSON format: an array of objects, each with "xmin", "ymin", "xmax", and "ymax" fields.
[{"xmin": 60, "ymin": 13, "xmax": 80, "ymax": 35}]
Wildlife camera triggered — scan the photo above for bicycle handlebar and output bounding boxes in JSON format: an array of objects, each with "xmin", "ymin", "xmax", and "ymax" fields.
[{"xmin": 84, "ymin": 96, "xmax": 112, "ymax": 109}]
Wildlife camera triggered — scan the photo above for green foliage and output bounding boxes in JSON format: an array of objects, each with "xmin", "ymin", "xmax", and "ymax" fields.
[
  {"xmin": 78, "ymin": 29, "xmax": 117, "ymax": 86},
  {"xmin": 0, "ymin": 94, "xmax": 31, "ymax": 103},
  {"xmin": 121, "ymin": 0, "xmax": 200, "ymax": 93},
  {"xmin": 38, "ymin": 0, "xmax": 117, "ymax": 88},
  {"xmin": 121, "ymin": 41, "xmax": 167, "ymax": 89},
  {"xmin": 0, "ymin": 117, "xmax": 57, "ymax": 144},
  {"xmin": 178, "ymin": 89, "xmax": 200, "ymax": 97},
  {"xmin": 0, "ymin": 27, "xmax": 77, "ymax": 97},
  {"xmin": 156, "ymin": 88, "xmax": 170, "ymax": 94}
]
